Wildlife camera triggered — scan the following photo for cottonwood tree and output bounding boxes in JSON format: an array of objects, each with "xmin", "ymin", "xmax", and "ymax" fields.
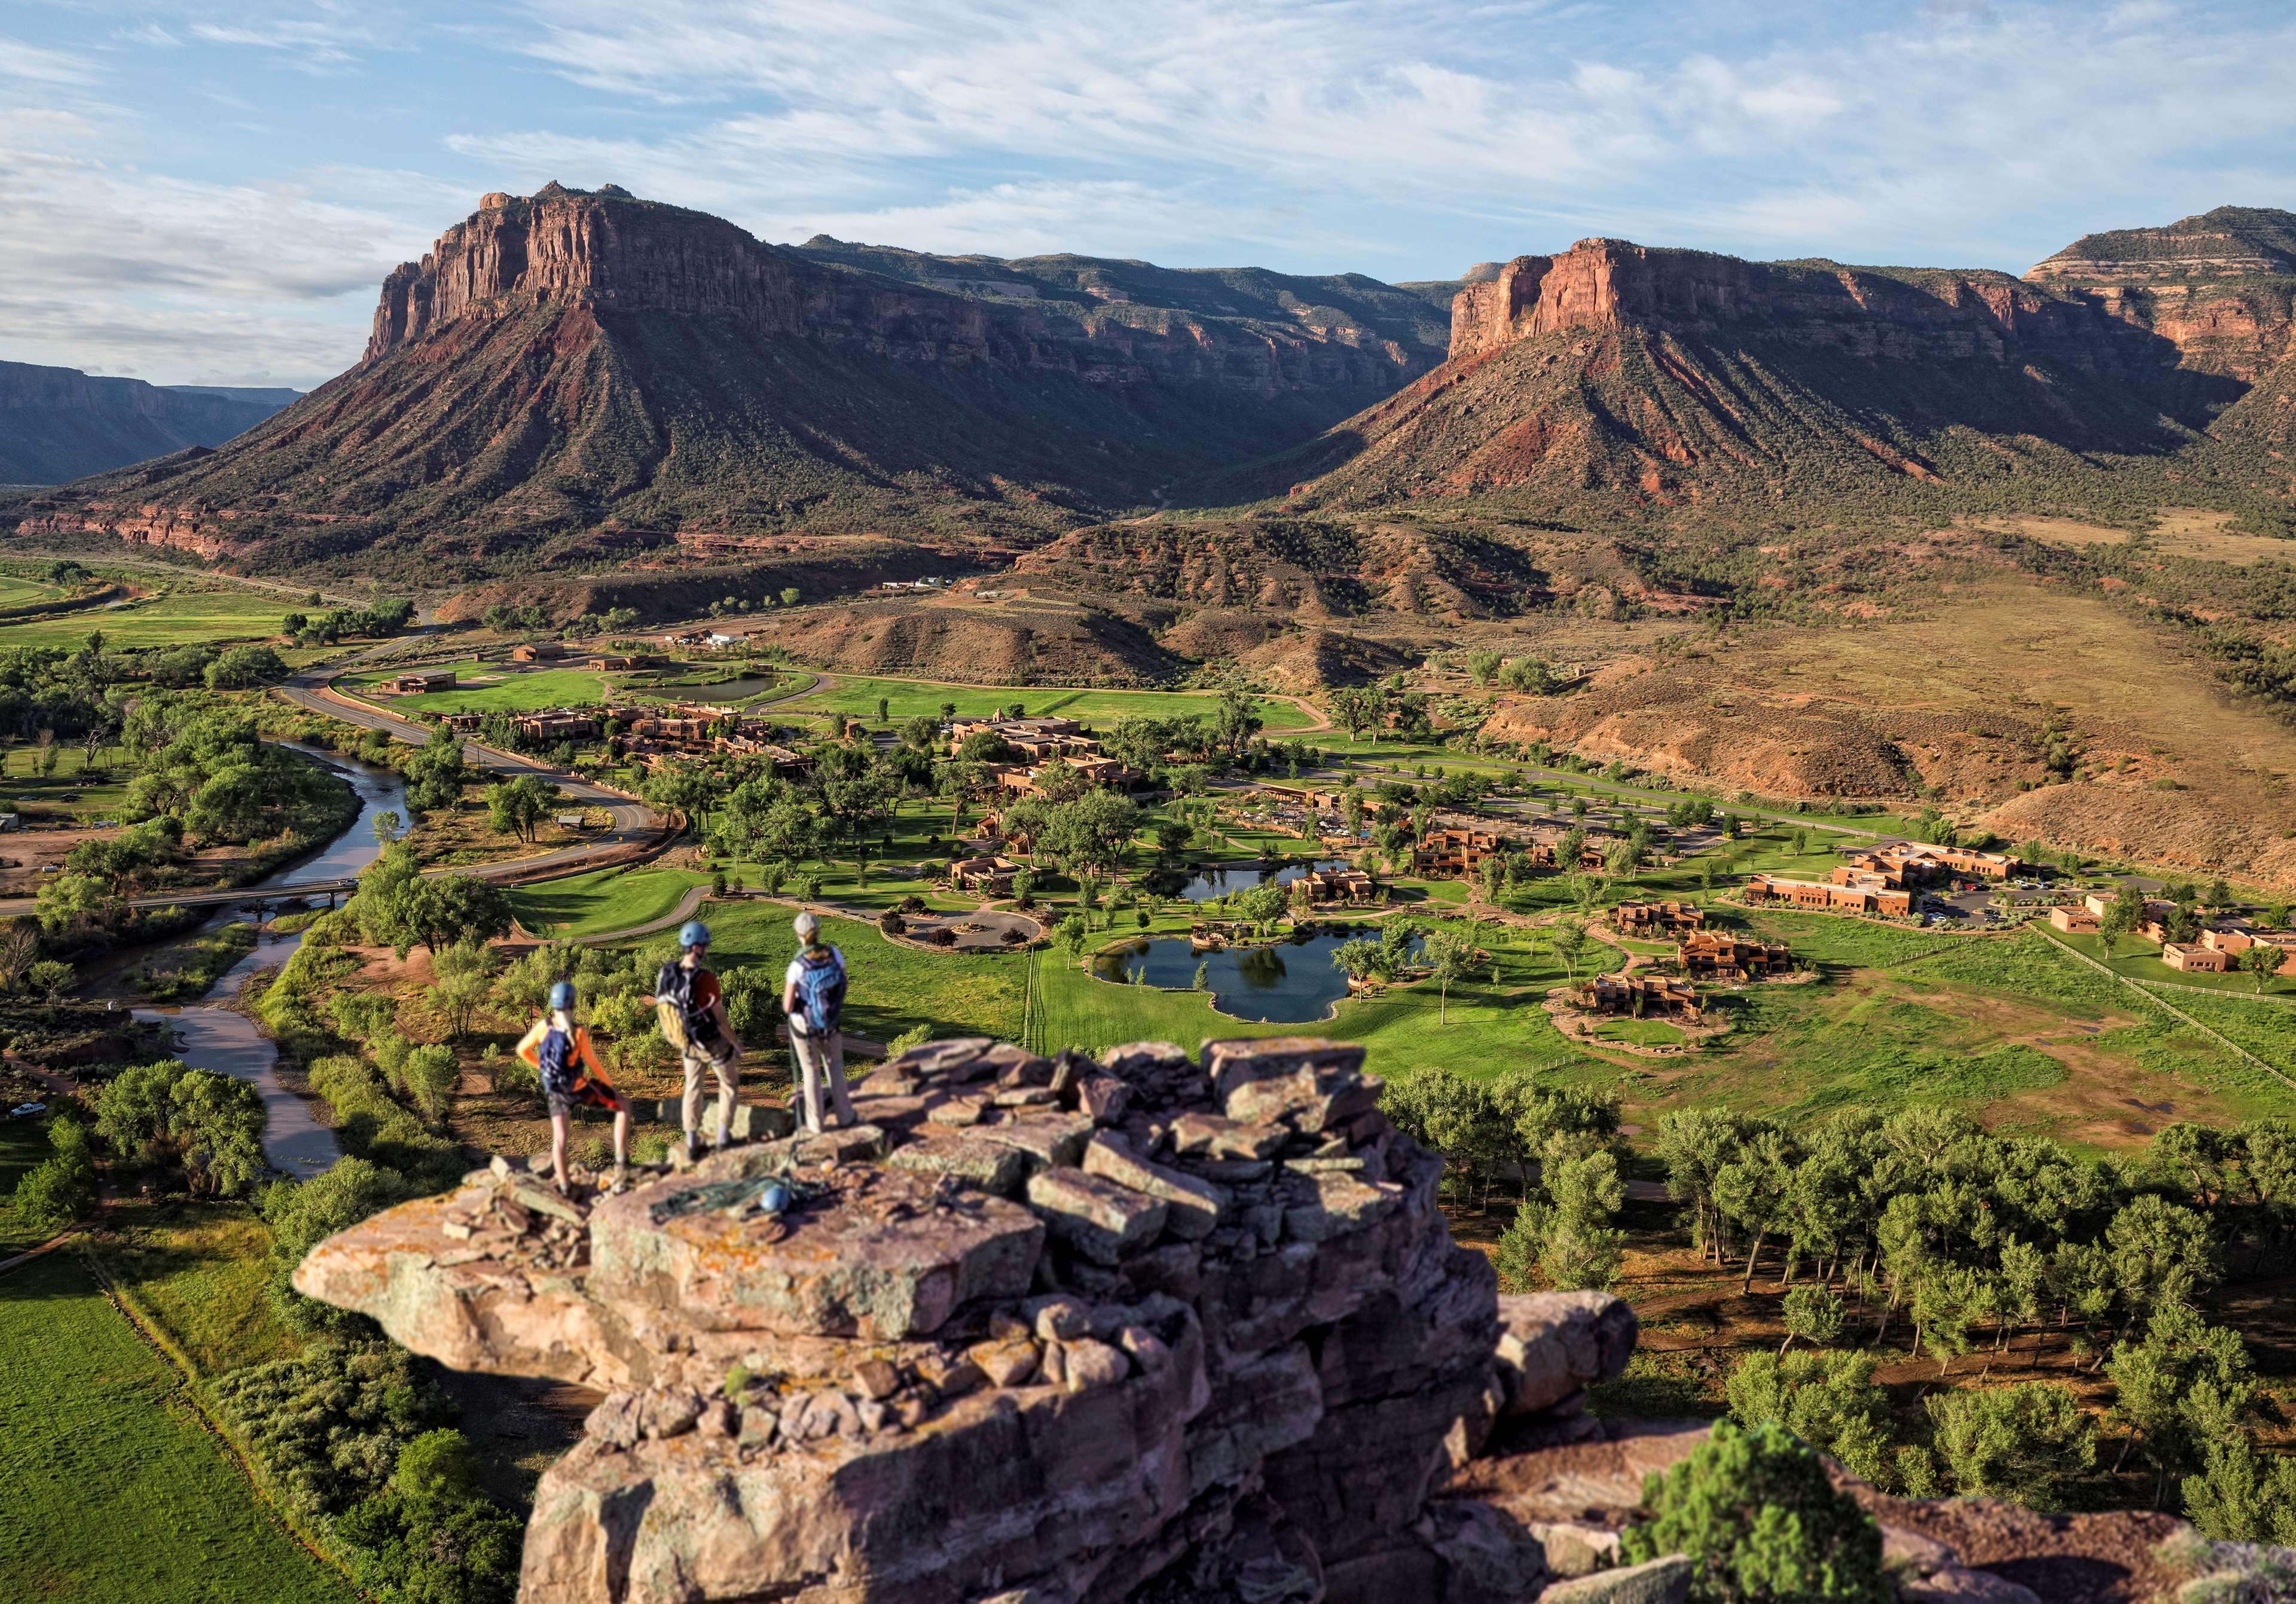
[{"xmin": 486, "ymin": 774, "xmax": 561, "ymax": 844}]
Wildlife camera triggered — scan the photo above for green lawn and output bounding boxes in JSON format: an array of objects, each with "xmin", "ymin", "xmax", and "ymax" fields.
[
  {"xmin": 688, "ymin": 906, "xmax": 1030, "ymax": 1046},
  {"xmin": 0, "ymin": 1252, "xmax": 356, "ymax": 1603},
  {"xmin": 0, "ymin": 586, "xmax": 292, "ymax": 650},
  {"xmin": 1595, "ymin": 1017, "xmax": 1689, "ymax": 1047},
  {"xmin": 778, "ymin": 675, "xmax": 1314, "ymax": 733},
  {"xmin": 509, "ymin": 866, "xmax": 707, "ymax": 938},
  {"xmin": 0, "ymin": 574, "xmax": 63, "ymax": 609},
  {"xmin": 364, "ymin": 665, "xmax": 612, "ymax": 715},
  {"xmin": 88, "ymin": 1203, "xmax": 305, "ymax": 1376},
  {"xmin": 2054, "ymin": 930, "xmax": 2292, "ymax": 996}
]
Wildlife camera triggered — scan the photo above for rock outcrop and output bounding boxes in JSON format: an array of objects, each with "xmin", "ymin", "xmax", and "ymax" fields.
[
  {"xmin": 297, "ymin": 1035, "xmax": 1638, "ymax": 1603},
  {"xmin": 1447, "ymin": 240, "xmax": 2126, "ymax": 365}
]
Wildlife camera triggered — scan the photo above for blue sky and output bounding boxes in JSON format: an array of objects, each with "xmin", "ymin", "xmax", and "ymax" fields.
[{"xmin": 4, "ymin": 0, "xmax": 2292, "ymax": 388}]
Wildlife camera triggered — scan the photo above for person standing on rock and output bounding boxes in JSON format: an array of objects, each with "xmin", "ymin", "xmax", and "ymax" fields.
[
  {"xmin": 517, "ymin": 980, "xmax": 630, "ymax": 1194},
  {"xmin": 783, "ymin": 910, "xmax": 856, "ymax": 1135},
  {"xmin": 656, "ymin": 920, "xmax": 742, "ymax": 1163}
]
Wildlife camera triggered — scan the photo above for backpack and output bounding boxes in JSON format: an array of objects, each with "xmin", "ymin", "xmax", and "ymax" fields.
[
  {"xmin": 655, "ymin": 962, "xmax": 722, "ymax": 1050},
  {"xmin": 792, "ymin": 947, "xmax": 846, "ymax": 1037},
  {"xmin": 536, "ymin": 1026, "xmax": 575, "ymax": 1094}
]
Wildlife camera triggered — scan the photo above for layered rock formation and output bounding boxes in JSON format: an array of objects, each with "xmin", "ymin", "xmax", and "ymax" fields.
[
  {"xmin": 0, "ymin": 361, "xmax": 295, "ymax": 485},
  {"xmin": 15, "ymin": 184, "xmax": 1447, "ymax": 580},
  {"xmin": 1445, "ymin": 242, "xmax": 2102, "ymax": 365},
  {"xmin": 298, "ymin": 1035, "xmax": 1641, "ymax": 1603},
  {"xmin": 2025, "ymin": 207, "xmax": 2296, "ymax": 383}
]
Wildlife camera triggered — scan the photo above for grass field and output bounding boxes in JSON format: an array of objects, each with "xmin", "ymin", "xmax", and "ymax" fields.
[
  {"xmin": 0, "ymin": 586, "xmax": 293, "ymax": 650},
  {"xmin": 696, "ymin": 905, "xmax": 1031, "ymax": 1045},
  {"xmin": 510, "ymin": 866, "xmax": 708, "ymax": 938},
  {"xmin": 778, "ymin": 675, "xmax": 1315, "ymax": 733},
  {"xmin": 359, "ymin": 664, "xmax": 612, "ymax": 715},
  {"xmin": 89, "ymin": 1203, "xmax": 304, "ymax": 1376},
  {"xmin": 0, "ymin": 574, "xmax": 63, "ymax": 609},
  {"xmin": 0, "ymin": 1252, "xmax": 355, "ymax": 1602}
]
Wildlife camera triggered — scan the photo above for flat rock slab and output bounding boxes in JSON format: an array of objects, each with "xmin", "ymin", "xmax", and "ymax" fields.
[
  {"xmin": 1082, "ymin": 1136, "xmax": 1228, "ymax": 1239},
  {"xmin": 590, "ymin": 1164, "xmax": 1043, "ymax": 1340},
  {"xmin": 886, "ymin": 1133, "xmax": 1031, "ymax": 1197},
  {"xmin": 1538, "ymin": 1553, "xmax": 1694, "ymax": 1603},
  {"xmin": 293, "ymin": 1191, "xmax": 639, "ymax": 1389},
  {"xmin": 1027, "ymin": 1169, "xmax": 1168, "ymax": 1265},
  {"xmin": 977, "ymin": 1109, "xmax": 1096, "ymax": 1173}
]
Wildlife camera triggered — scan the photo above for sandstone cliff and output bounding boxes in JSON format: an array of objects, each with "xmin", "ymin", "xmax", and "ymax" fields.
[
  {"xmin": 295, "ymin": 1034, "xmax": 2246, "ymax": 1604},
  {"xmin": 17, "ymin": 185, "xmax": 1440, "ymax": 579}
]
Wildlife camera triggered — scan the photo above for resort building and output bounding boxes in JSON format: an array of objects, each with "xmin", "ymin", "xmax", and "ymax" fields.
[
  {"xmin": 1615, "ymin": 900, "xmax": 1705, "ymax": 935},
  {"xmin": 1745, "ymin": 873, "xmax": 1912, "ymax": 917},
  {"xmin": 2048, "ymin": 906, "xmax": 2102, "ymax": 934},
  {"xmin": 2162, "ymin": 943, "xmax": 2233, "ymax": 974},
  {"xmin": 1837, "ymin": 843, "xmax": 2027, "ymax": 886},
  {"xmin": 1677, "ymin": 930, "xmax": 1792, "ymax": 982},
  {"xmin": 946, "ymin": 855, "xmax": 1022, "ymax": 895},
  {"xmin": 391, "ymin": 669, "xmax": 456, "ymax": 693},
  {"xmin": 1293, "ymin": 865, "xmax": 1379, "ymax": 904},
  {"xmin": 1580, "ymin": 972, "xmax": 1703, "ymax": 1024}
]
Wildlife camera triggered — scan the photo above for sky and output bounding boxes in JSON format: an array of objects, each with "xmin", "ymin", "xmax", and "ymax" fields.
[{"xmin": 4, "ymin": 0, "xmax": 2293, "ymax": 389}]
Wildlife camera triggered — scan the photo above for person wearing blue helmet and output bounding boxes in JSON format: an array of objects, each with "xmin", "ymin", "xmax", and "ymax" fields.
[
  {"xmin": 517, "ymin": 978, "xmax": 630, "ymax": 1194},
  {"xmin": 781, "ymin": 909, "xmax": 854, "ymax": 1135},
  {"xmin": 655, "ymin": 919, "xmax": 741, "ymax": 1162}
]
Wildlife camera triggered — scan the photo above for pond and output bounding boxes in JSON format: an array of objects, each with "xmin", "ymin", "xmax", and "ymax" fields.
[
  {"xmin": 1091, "ymin": 928, "xmax": 1403, "ymax": 1023},
  {"xmin": 1158, "ymin": 859, "xmax": 1357, "ymax": 904}
]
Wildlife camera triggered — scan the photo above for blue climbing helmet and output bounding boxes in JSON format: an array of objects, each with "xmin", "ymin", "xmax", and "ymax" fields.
[
  {"xmin": 679, "ymin": 919, "xmax": 712, "ymax": 950},
  {"xmin": 549, "ymin": 980, "xmax": 576, "ymax": 1011}
]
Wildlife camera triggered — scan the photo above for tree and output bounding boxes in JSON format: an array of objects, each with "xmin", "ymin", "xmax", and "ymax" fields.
[
  {"xmin": 2108, "ymin": 1305, "xmax": 2257, "ymax": 1507},
  {"xmin": 402, "ymin": 736, "xmax": 468, "ymax": 813},
  {"xmin": 1921, "ymin": 1383, "xmax": 2095, "ymax": 1509},
  {"xmin": 0, "ymin": 920, "xmax": 38, "ymax": 992},
  {"xmin": 399, "ymin": 1044, "xmax": 459, "ymax": 1120},
  {"xmin": 1465, "ymin": 649, "xmax": 1503, "ymax": 685},
  {"xmin": 431, "ymin": 942, "xmax": 499, "ymax": 1039},
  {"xmin": 876, "ymin": 694, "xmax": 890, "ymax": 725},
  {"xmin": 10, "ymin": 1115, "xmax": 96, "ymax": 1235},
  {"xmin": 1550, "ymin": 916, "xmax": 1589, "ymax": 980},
  {"xmin": 1421, "ymin": 925, "xmax": 1478, "ymax": 1024},
  {"xmin": 203, "ymin": 644, "xmax": 288, "ymax": 690},
  {"xmin": 779, "ymin": 587, "xmax": 801, "ymax": 607},
  {"xmin": 2184, "ymin": 1437, "xmax": 2296, "ymax": 1545},
  {"xmin": 1621, "ymin": 1418, "xmax": 1890, "ymax": 1603},
  {"xmin": 486, "ymin": 774, "xmax": 561, "ymax": 844},
  {"xmin": 1724, "ymin": 1350, "xmax": 1894, "ymax": 1489},
  {"xmin": 167, "ymin": 1068, "xmax": 267, "ymax": 1196},
  {"xmin": 371, "ymin": 809, "xmax": 403, "ymax": 847},
  {"xmin": 28, "ymin": 957, "xmax": 75, "ymax": 1001},
  {"xmin": 1779, "ymin": 1285, "xmax": 1845, "ymax": 1355},
  {"xmin": 2102, "ymin": 881, "xmax": 2147, "ymax": 941},
  {"xmin": 2104, "ymin": 1193, "xmax": 2217, "ymax": 1316},
  {"xmin": 392, "ymin": 874, "xmax": 511, "ymax": 957},
  {"xmin": 2240, "ymin": 941, "xmax": 2283, "ymax": 993},
  {"xmin": 1715, "ymin": 1128, "xmax": 1796, "ymax": 1291}
]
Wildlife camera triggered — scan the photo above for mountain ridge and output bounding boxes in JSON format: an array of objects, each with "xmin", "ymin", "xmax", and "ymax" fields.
[{"xmin": 0, "ymin": 361, "xmax": 298, "ymax": 485}]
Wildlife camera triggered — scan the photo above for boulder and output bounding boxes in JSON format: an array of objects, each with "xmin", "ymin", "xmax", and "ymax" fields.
[{"xmin": 1025, "ymin": 1170, "xmax": 1168, "ymax": 1265}]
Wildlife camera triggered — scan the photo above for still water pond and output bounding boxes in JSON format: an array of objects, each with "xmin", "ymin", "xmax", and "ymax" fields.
[
  {"xmin": 1162, "ymin": 859, "xmax": 1355, "ymax": 903},
  {"xmin": 1092, "ymin": 929, "xmax": 1395, "ymax": 1023}
]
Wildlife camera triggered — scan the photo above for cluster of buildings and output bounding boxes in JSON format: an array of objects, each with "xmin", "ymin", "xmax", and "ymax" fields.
[
  {"xmin": 954, "ymin": 717, "xmax": 1140, "ymax": 797},
  {"xmin": 1292, "ymin": 864, "xmax": 1379, "ymax": 904},
  {"xmin": 432, "ymin": 700, "xmax": 810, "ymax": 776},
  {"xmin": 2050, "ymin": 893, "xmax": 2296, "ymax": 975},
  {"xmin": 1837, "ymin": 842, "xmax": 2027, "ymax": 886},
  {"xmin": 1678, "ymin": 930, "xmax": 1793, "ymax": 982},
  {"xmin": 1614, "ymin": 900, "xmax": 1705, "ymax": 935}
]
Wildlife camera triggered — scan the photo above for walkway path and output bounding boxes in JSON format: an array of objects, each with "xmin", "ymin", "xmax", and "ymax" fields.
[{"xmin": 0, "ymin": 1227, "xmax": 85, "ymax": 1278}]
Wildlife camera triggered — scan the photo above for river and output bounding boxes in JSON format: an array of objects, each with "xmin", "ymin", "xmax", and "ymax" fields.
[{"xmin": 131, "ymin": 744, "xmax": 409, "ymax": 1176}]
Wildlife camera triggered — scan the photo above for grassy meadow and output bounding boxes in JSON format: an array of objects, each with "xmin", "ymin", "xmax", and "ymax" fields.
[
  {"xmin": 0, "ymin": 585, "xmax": 294, "ymax": 651},
  {"xmin": 0, "ymin": 1252, "xmax": 354, "ymax": 1603}
]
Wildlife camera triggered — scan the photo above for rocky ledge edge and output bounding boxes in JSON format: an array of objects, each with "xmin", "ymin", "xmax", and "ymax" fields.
[{"xmin": 296, "ymin": 1035, "xmax": 2283, "ymax": 1604}]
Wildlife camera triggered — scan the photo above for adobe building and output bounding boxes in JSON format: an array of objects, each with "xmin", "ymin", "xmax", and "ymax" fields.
[
  {"xmin": 1580, "ymin": 972, "xmax": 1702, "ymax": 1024},
  {"xmin": 2048, "ymin": 905, "xmax": 2101, "ymax": 934},
  {"xmin": 1614, "ymin": 900, "xmax": 1704, "ymax": 935},
  {"xmin": 1745, "ymin": 873, "xmax": 1912, "ymax": 917},
  {"xmin": 1677, "ymin": 930, "xmax": 1791, "ymax": 982},
  {"xmin": 391, "ymin": 669, "xmax": 456, "ymax": 693}
]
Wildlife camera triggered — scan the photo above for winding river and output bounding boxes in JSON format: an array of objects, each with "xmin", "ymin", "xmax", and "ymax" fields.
[{"xmin": 131, "ymin": 745, "xmax": 409, "ymax": 1176}]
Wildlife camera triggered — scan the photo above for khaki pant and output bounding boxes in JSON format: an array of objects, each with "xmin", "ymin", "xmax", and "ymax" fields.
[
  {"xmin": 789, "ymin": 1029, "xmax": 856, "ymax": 1135},
  {"xmin": 680, "ymin": 1042, "xmax": 740, "ymax": 1148}
]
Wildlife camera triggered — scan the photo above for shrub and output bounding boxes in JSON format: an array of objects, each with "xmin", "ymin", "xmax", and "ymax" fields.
[
  {"xmin": 1724, "ymin": 1350, "xmax": 1894, "ymax": 1489},
  {"xmin": 259, "ymin": 1159, "xmax": 419, "ymax": 1332},
  {"xmin": 1621, "ymin": 1418, "xmax": 1889, "ymax": 1602},
  {"xmin": 925, "ymin": 927, "xmax": 956, "ymax": 947},
  {"xmin": 879, "ymin": 910, "xmax": 907, "ymax": 937}
]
